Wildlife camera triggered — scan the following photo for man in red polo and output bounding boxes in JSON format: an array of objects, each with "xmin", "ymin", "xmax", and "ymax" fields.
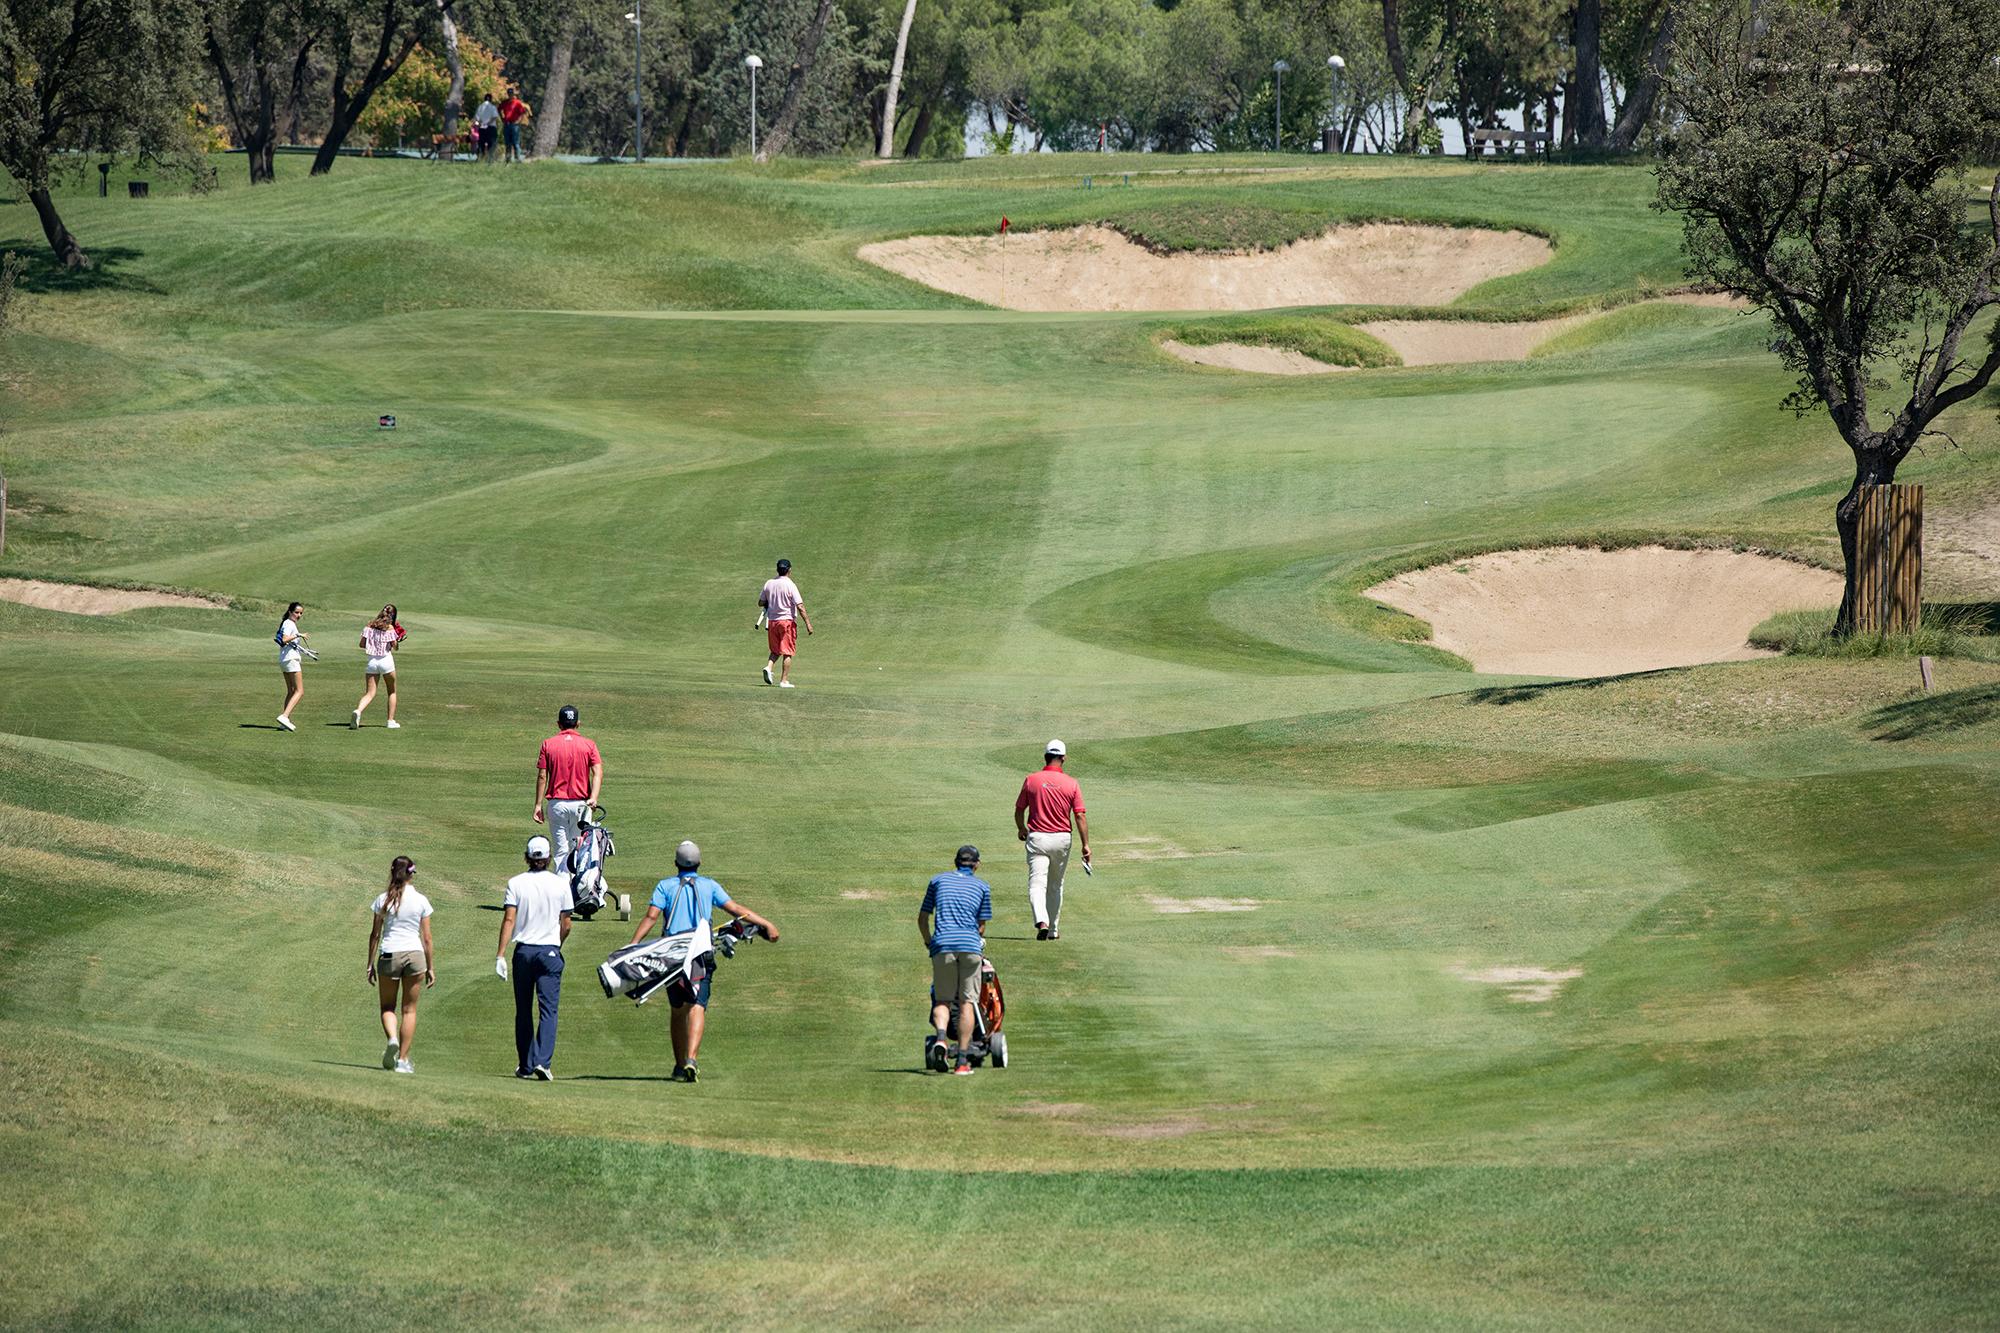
[
  {"xmin": 1014, "ymin": 739, "xmax": 1089, "ymax": 940},
  {"xmin": 533, "ymin": 703, "xmax": 602, "ymax": 868}
]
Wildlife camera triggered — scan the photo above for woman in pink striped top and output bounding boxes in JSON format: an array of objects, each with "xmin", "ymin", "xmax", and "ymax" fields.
[{"xmin": 350, "ymin": 604, "xmax": 405, "ymax": 730}]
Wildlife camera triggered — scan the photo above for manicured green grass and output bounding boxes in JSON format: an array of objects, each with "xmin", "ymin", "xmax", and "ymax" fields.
[{"xmin": 2, "ymin": 155, "xmax": 1998, "ymax": 1327}]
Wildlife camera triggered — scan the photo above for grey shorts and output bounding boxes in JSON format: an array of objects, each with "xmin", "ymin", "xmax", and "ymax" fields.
[
  {"xmin": 931, "ymin": 951, "xmax": 983, "ymax": 1005},
  {"xmin": 378, "ymin": 950, "xmax": 425, "ymax": 980}
]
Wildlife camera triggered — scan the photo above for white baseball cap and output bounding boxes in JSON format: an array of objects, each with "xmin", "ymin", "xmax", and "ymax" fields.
[
  {"xmin": 525, "ymin": 835, "xmax": 552, "ymax": 858},
  {"xmin": 1045, "ymin": 739, "xmax": 1066, "ymax": 757}
]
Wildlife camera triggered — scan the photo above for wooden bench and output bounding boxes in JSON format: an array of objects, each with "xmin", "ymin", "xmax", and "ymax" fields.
[{"xmin": 1468, "ymin": 127, "xmax": 1551, "ymax": 159}]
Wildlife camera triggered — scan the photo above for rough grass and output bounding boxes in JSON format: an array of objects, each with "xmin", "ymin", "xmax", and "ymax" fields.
[
  {"xmin": 1158, "ymin": 313, "xmax": 1399, "ymax": 367},
  {"xmin": 1750, "ymin": 604, "xmax": 2000, "ymax": 659}
]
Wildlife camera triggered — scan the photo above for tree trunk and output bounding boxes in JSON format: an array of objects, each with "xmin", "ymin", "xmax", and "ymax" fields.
[
  {"xmin": 533, "ymin": 22, "xmax": 575, "ymax": 159},
  {"xmin": 902, "ymin": 97, "xmax": 936, "ymax": 157},
  {"xmin": 29, "ymin": 188, "xmax": 87, "ymax": 269},
  {"xmin": 673, "ymin": 90, "xmax": 701, "ymax": 157},
  {"xmin": 312, "ymin": 7, "xmax": 423, "ymax": 175},
  {"xmin": 1572, "ymin": 0, "xmax": 1607, "ymax": 148},
  {"xmin": 1608, "ymin": 4, "xmax": 1674, "ymax": 151},
  {"xmin": 438, "ymin": 1, "xmax": 463, "ymax": 160},
  {"xmin": 879, "ymin": 0, "xmax": 918, "ymax": 158},
  {"xmin": 1833, "ymin": 448, "xmax": 1903, "ymax": 635},
  {"xmin": 757, "ymin": 0, "xmax": 836, "ymax": 160}
]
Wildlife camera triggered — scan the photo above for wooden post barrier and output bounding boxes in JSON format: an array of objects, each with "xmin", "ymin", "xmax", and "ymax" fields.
[{"xmin": 1853, "ymin": 482, "xmax": 1922, "ymax": 634}]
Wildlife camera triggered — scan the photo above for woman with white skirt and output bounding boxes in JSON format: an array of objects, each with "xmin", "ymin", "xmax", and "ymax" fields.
[
  {"xmin": 351, "ymin": 604, "xmax": 403, "ymax": 730},
  {"xmin": 276, "ymin": 601, "xmax": 308, "ymax": 732}
]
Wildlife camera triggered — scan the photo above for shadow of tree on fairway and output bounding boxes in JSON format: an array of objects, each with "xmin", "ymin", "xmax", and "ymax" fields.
[
  {"xmin": 1864, "ymin": 683, "xmax": 2000, "ymax": 742},
  {"xmin": 1464, "ymin": 667, "xmax": 1685, "ymax": 706},
  {"xmin": 10, "ymin": 246, "xmax": 160, "ymax": 296}
]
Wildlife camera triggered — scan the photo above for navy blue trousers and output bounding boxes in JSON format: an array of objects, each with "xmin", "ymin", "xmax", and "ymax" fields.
[{"xmin": 512, "ymin": 944, "xmax": 564, "ymax": 1072}]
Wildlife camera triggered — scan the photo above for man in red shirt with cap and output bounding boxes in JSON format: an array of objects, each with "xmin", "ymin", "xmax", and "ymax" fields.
[
  {"xmin": 533, "ymin": 703, "xmax": 602, "ymax": 869},
  {"xmin": 1015, "ymin": 739, "xmax": 1089, "ymax": 940}
]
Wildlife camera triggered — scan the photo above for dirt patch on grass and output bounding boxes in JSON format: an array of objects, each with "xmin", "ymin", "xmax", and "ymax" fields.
[
  {"xmin": 1222, "ymin": 945, "xmax": 1299, "ymax": 960},
  {"xmin": 838, "ymin": 889, "xmax": 885, "ymax": 901},
  {"xmin": 1453, "ymin": 964, "xmax": 1583, "ymax": 1003},
  {"xmin": 858, "ymin": 223, "xmax": 1551, "ymax": 311},
  {"xmin": 1366, "ymin": 546, "xmax": 1843, "ymax": 677},
  {"xmin": 1094, "ymin": 1114, "xmax": 1210, "ymax": 1140},
  {"xmin": 1356, "ymin": 315, "xmax": 1593, "ymax": 366},
  {"xmin": 1010, "ymin": 1101, "xmax": 1092, "ymax": 1118},
  {"xmin": 1103, "ymin": 836, "xmax": 1200, "ymax": 862},
  {"xmin": 1926, "ymin": 495, "xmax": 2000, "ymax": 594},
  {"xmin": 1143, "ymin": 894, "xmax": 1262, "ymax": 914},
  {"xmin": 1160, "ymin": 338, "xmax": 1353, "ymax": 375},
  {"xmin": 1659, "ymin": 291, "xmax": 1753, "ymax": 309},
  {"xmin": 0, "ymin": 578, "xmax": 226, "ymax": 615}
]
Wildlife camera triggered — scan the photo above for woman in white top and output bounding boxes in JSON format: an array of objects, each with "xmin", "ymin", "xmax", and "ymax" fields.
[
  {"xmin": 366, "ymin": 855, "xmax": 434, "ymax": 1073},
  {"xmin": 276, "ymin": 601, "xmax": 308, "ymax": 732},
  {"xmin": 350, "ymin": 604, "xmax": 404, "ymax": 730}
]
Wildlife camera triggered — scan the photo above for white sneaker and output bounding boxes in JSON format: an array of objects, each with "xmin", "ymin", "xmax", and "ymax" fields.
[
  {"xmin": 277, "ymin": 716, "xmax": 296, "ymax": 732},
  {"xmin": 778, "ymin": 680, "xmax": 795, "ymax": 688},
  {"xmin": 349, "ymin": 710, "xmax": 360, "ymax": 730},
  {"xmin": 382, "ymin": 1039, "xmax": 400, "ymax": 1070},
  {"xmin": 395, "ymin": 1058, "xmax": 414, "ymax": 1074},
  {"xmin": 762, "ymin": 665, "xmax": 774, "ymax": 685},
  {"xmin": 385, "ymin": 720, "xmax": 401, "ymax": 730}
]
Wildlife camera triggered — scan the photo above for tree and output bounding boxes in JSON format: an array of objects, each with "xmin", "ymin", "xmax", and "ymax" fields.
[
  {"xmin": 356, "ymin": 35, "xmax": 504, "ymax": 146},
  {"xmin": 531, "ymin": 11, "xmax": 578, "ymax": 157},
  {"xmin": 880, "ymin": 0, "xmax": 919, "ymax": 156},
  {"xmin": 312, "ymin": 0, "xmax": 437, "ymax": 173},
  {"xmin": 1657, "ymin": 0, "xmax": 2000, "ymax": 633},
  {"xmin": 758, "ymin": 0, "xmax": 838, "ymax": 158},
  {"xmin": 1606, "ymin": 0, "xmax": 1672, "ymax": 149},
  {"xmin": 1570, "ymin": 0, "xmax": 1607, "ymax": 146},
  {"xmin": 203, "ymin": 0, "xmax": 318, "ymax": 184},
  {"xmin": 0, "ymin": 0, "xmax": 204, "ymax": 269}
]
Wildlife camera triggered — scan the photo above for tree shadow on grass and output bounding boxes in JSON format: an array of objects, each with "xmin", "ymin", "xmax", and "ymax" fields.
[
  {"xmin": 1863, "ymin": 683, "xmax": 2000, "ymax": 741},
  {"xmin": 1463, "ymin": 667, "xmax": 1685, "ymax": 707},
  {"xmin": 9, "ymin": 246, "xmax": 161, "ymax": 296}
]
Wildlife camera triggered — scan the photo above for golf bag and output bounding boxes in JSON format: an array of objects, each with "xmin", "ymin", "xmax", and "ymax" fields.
[
  {"xmin": 566, "ymin": 807, "xmax": 616, "ymax": 919},
  {"xmin": 924, "ymin": 957, "xmax": 1008, "ymax": 1070},
  {"xmin": 597, "ymin": 916, "xmax": 764, "ymax": 1005}
]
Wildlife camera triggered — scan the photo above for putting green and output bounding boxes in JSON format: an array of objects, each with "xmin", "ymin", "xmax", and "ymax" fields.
[{"xmin": 2, "ymin": 156, "xmax": 1997, "ymax": 1326}]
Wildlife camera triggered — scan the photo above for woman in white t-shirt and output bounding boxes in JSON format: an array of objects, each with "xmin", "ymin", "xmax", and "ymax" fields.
[
  {"xmin": 366, "ymin": 855, "xmax": 434, "ymax": 1073},
  {"xmin": 350, "ymin": 604, "xmax": 404, "ymax": 730},
  {"xmin": 275, "ymin": 601, "xmax": 308, "ymax": 732}
]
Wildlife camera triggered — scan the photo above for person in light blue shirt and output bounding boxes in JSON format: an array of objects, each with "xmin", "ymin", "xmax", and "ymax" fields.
[
  {"xmin": 918, "ymin": 844, "xmax": 992, "ymax": 1075},
  {"xmin": 623, "ymin": 840, "xmax": 780, "ymax": 1083}
]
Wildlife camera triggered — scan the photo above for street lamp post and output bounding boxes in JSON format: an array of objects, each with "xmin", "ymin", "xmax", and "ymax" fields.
[
  {"xmin": 745, "ymin": 54, "xmax": 763, "ymax": 157},
  {"xmin": 1273, "ymin": 60, "xmax": 1290, "ymax": 151},
  {"xmin": 1326, "ymin": 54, "xmax": 1346, "ymax": 153},
  {"xmin": 625, "ymin": 5, "xmax": 642, "ymax": 161}
]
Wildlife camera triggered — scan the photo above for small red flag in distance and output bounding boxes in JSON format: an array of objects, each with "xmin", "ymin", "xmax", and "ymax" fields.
[{"xmin": 1000, "ymin": 216, "xmax": 1010, "ymax": 234}]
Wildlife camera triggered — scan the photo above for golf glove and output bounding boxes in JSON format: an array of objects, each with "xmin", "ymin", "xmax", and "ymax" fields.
[{"xmin": 495, "ymin": 955, "xmax": 508, "ymax": 980}]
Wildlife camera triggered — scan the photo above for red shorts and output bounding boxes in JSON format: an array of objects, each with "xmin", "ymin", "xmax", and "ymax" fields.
[{"xmin": 766, "ymin": 619, "xmax": 798, "ymax": 656}]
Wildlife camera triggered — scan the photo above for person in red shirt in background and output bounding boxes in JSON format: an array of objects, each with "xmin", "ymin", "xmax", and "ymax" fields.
[
  {"xmin": 534, "ymin": 703, "xmax": 602, "ymax": 868},
  {"xmin": 1015, "ymin": 739, "xmax": 1089, "ymax": 940},
  {"xmin": 499, "ymin": 90, "xmax": 531, "ymax": 162}
]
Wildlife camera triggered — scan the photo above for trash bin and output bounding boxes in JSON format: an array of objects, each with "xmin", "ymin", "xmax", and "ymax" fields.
[
  {"xmin": 128, "ymin": 181, "xmax": 150, "ymax": 198},
  {"xmin": 1322, "ymin": 128, "xmax": 1338, "ymax": 154}
]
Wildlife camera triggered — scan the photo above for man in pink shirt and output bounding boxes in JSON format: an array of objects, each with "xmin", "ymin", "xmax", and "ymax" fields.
[
  {"xmin": 757, "ymin": 557, "xmax": 814, "ymax": 688},
  {"xmin": 533, "ymin": 703, "xmax": 603, "ymax": 868},
  {"xmin": 1014, "ymin": 739, "xmax": 1089, "ymax": 940}
]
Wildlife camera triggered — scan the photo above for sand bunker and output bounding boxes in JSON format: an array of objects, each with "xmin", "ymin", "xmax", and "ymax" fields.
[
  {"xmin": 858, "ymin": 223, "xmax": 1551, "ymax": 311},
  {"xmin": 1160, "ymin": 339, "xmax": 1351, "ymax": 375},
  {"xmin": 1367, "ymin": 546, "xmax": 1843, "ymax": 678},
  {"xmin": 0, "ymin": 578, "xmax": 225, "ymax": 615},
  {"xmin": 1356, "ymin": 316, "xmax": 1593, "ymax": 366},
  {"xmin": 1143, "ymin": 895, "xmax": 1262, "ymax": 914}
]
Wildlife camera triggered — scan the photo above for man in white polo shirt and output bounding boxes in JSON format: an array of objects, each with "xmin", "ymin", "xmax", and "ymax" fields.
[{"xmin": 495, "ymin": 835, "xmax": 573, "ymax": 1080}]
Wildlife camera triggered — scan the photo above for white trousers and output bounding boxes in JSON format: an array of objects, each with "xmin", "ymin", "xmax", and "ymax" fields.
[
  {"xmin": 547, "ymin": 800, "xmax": 589, "ymax": 869},
  {"xmin": 1026, "ymin": 831, "xmax": 1072, "ymax": 928}
]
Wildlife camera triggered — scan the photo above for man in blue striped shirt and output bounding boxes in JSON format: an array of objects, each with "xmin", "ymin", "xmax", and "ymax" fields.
[{"xmin": 919, "ymin": 844, "xmax": 993, "ymax": 1076}]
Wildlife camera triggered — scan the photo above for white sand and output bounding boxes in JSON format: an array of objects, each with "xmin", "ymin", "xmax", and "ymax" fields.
[
  {"xmin": 1159, "ymin": 339, "xmax": 1351, "ymax": 375},
  {"xmin": 1356, "ymin": 315, "xmax": 1594, "ymax": 366},
  {"xmin": 0, "ymin": 578, "xmax": 226, "ymax": 615},
  {"xmin": 858, "ymin": 223, "xmax": 1552, "ymax": 311},
  {"xmin": 1366, "ymin": 546, "xmax": 1843, "ymax": 678}
]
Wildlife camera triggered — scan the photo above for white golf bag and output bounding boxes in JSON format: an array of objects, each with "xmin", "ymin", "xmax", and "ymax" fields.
[
  {"xmin": 598, "ymin": 920, "xmax": 713, "ymax": 1005},
  {"xmin": 566, "ymin": 807, "xmax": 627, "ymax": 920}
]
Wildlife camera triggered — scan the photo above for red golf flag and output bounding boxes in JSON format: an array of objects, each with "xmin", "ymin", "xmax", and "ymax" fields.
[{"xmin": 1000, "ymin": 216, "xmax": 1010, "ymax": 234}]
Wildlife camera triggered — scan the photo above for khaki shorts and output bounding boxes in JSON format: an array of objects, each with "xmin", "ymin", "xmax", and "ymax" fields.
[
  {"xmin": 931, "ymin": 951, "xmax": 983, "ymax": 1005},
  {"xmin": 378, "ymin": 950, "xmax": 425, "ymax": 980}
]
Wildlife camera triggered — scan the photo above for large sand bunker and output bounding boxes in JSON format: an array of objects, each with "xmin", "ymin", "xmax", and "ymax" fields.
[
  {"xmin": 0, "ymin": 578, "xmax": 225, "ymax": 615},
  {"xmin": 1366, "ymin": 546, "xmax": 1843, "ymax": 677},
  {"xmin": 858, "ymin": 223, "xmax": 1552, "ymax": 311}
]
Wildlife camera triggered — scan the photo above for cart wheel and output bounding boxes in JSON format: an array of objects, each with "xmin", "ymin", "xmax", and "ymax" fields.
[{"xmin": 990, "ymin": 1032, "xmax": 1008, "ymax": 1068}]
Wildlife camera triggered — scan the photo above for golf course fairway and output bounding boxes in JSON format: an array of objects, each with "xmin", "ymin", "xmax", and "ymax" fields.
[{"xmin": 1, "ymin": 154, "xmax": 1997, "ymax": 1328}]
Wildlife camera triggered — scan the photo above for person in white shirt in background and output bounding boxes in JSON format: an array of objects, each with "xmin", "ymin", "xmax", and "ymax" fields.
[
  {"xmin": 496, "ymin": 835, "xmax": 573, "ymax": 1080},
  {"xmin": 351, "ymin": 603, "xmax": 404, "ymax": 730},
  {"xmin": 276, "ymin": 601, "xmax": 308, "ymax": 731},
  {"xmin": 757, "ymin": 557, "xmax": 814, "ymax": 687},
  {"xmin": 473, "ymin": 94, "xmax": 500, "ymax": 160},
  {"xmin": 366, "ymin": 855, "xmax": 433, "ymax": 1074}
]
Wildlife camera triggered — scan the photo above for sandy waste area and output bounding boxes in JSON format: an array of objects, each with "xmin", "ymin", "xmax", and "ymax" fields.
[
  {"xmin": 859, "ymin": 223, "xmax": 1552, "ymax": 311},
  {"xmin": 1366, "ymin": 546, "xmax": 1842, "ymax": 677},
  {"xmin": 0, "ymin": 577, "xmax": 226, "ymax": 615}
]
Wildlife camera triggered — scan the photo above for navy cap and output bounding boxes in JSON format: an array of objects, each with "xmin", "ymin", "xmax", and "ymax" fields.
[{"xmin": 956, "ymin": 844, "xmax": 981, "ymax": 867}]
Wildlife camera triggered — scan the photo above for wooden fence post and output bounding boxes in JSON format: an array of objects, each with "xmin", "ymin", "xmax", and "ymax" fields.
[{"xmin": 1853, "ymin": 483, "xmax": 1922, "ymax": 634}]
